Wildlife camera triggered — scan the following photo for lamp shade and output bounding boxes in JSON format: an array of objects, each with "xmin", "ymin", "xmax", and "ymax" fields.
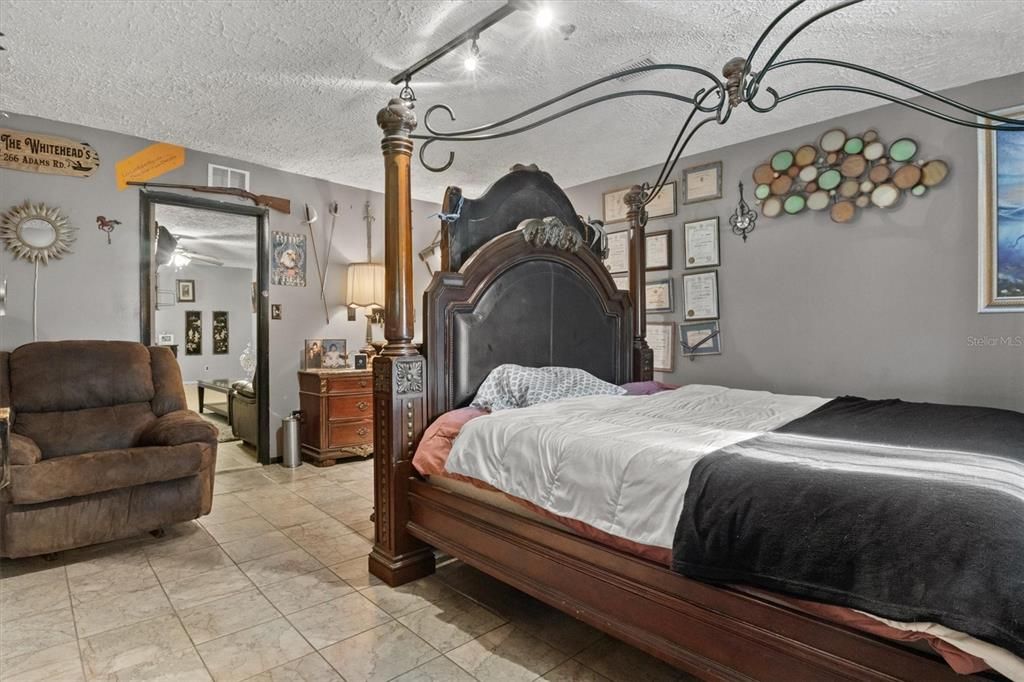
[{"xmin": 346, "ymin": 262, "xmax": 385, "ymax": 308}]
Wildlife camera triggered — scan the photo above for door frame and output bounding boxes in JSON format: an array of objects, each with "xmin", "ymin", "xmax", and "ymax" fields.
[{"xmin": 138, "ymin": 190, "xmax": 272, "ymax": 465}]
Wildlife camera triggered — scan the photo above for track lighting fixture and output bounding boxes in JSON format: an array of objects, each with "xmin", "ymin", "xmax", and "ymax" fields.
[{"xmin": 464, "ymin": 38, "xmax": 480, "ymax": 72}]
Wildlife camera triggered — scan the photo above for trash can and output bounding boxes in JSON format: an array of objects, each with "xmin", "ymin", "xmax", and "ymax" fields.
[{"xmin": 282, "ymin": 411, "xmax": 302, "ymax": 468}]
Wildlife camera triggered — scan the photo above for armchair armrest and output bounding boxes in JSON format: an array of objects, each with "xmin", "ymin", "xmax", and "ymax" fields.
[
  {"xmin": 10, "ymin": 433, "xmax": 42, "ymax": 466},
  {"xmin": 139, "ymin": 410, "xmax": 218, "ymax": 448}
]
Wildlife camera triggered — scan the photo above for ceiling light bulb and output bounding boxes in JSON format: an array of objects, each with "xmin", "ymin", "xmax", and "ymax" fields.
[
  {"xmin": 535, "ymin": 7, "xmax": 553, "ymax": 28},
  {"xmin": 464, "ymin": 54, "xmax": 478, "ymax": 72}
]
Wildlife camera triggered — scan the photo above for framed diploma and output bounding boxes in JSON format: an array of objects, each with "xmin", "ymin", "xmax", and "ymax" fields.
[
  {"xmin": 645, "ymin": 230, "xmax": 672, "ymax": 271},
  {"xmin": 647, "ymin": 322, "xmax": 675, "ymax": 372},
  {"xmin": 679, "ymin": 321, "xmax": 721, "ymax": 358},
  {"xmin": 602, "ymin": 181, "xmax": 678, "ymax": 225},
  {"xmin": 612, "ymin": 275, "xmax": 629, "ymax": 291},
  {"xmin": 682, "ymin": 270, "xmax": 719, "ymax": 320},
  {"xmin": 604, "ymin": 230, "xmax": 630, "ymax": 274},
  {"xmin": 683, "ymin": 217, "xmax": 720, "ymax": 269},
  {"xmin": 682, "ymin": 161, "xmax": 722, "ymax": 204},
  {"xmin": 646, "ymin": 278, "xmax": 674, "ymax": 313}
]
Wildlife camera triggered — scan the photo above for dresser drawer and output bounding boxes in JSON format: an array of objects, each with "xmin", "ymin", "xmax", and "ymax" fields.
[
  {"xmin": 327, "ymin": 374, "xmax": 372, "ymax": 394},
  {"xmin": 328, "ymin": 395, "xmax": 373, "ymax": 420},
  {"xmin": 328, "ymin": 419, "xmax": 372, "ymax": 447}
]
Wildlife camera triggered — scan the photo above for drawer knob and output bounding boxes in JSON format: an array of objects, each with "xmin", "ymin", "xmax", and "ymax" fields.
[
  {"xmin": 357, "ymin": 400, "xmax": 369, "ymax": 411},
  {"xmin": 357, "ymin": 427, "xmax": 369, "ymax": 437}
]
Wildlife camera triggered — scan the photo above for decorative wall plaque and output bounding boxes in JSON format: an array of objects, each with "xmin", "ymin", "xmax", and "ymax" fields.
[{"xmin": 0, "ymin": 128, "xmax": 99, "ymax": 177}]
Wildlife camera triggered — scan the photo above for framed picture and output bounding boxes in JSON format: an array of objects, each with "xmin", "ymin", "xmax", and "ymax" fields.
[
  {"xmin": 271, "ymin": 231, "xmax": 307, "ymax": 287},
  {"xmin": 645, "ymin": 278, "xmax": 674, "ymax": 313},
  {"xmin": 645, "ymin": 230, "xmax": 672, "ymax": 271},
  {"xmin": 184, "ymin": 311, "xmax": 201, "ymax": 355},
  {"xmin": 978, "ymin": 104, "xmax": 1024, "ymax": 312},
  {"xmin": 684, "ymin": 217, "xmax": 720, "ymax": 269},
  {"xmin": 604, "ymin": 230, "xmax": 630, "ymax": 274},
  {"xmin": 682, "ymin": 270, "xmax": 719, "ymax": 320},
  {"xmin": 680, "ymin": 321, "xmax": 722, "ymax": 358},
  {"xmin": 612, "ymin": 275, "xmax": 630, "ymax": 291},
  {"xmin": 353, "ymin": 354, "xmax": 368, "ymax": 370},
  {"xmin": 647, "ymin": 321, "xmax": 675, "ymax": 372},
  {"xmin": 176, "ymin": 279, "xmax": 195, "ymax": 302},
  {"xmin": 304, "ymin": 339, "xmax": 323, "ymax": 369},
  {"xmin": 212, "ymin": 311, "xmax": 229, "ymax": 355},
  {"xmin": 271, "ymin": 304, "xmax": 282, "ymax": 320},
  {"xmin": 602, "ymin": 181, "xmax": 678, "ymax": 225},
  {"xmin": 157, "ymin": 333, "xmax": 174, "ymax": 345},
  {"xmin": 322, "ymin": 338, "xmax": 347, "ymax": 369},
  {"xmin": 682, "ymin": 161, "xmax": 722, "ymax": 204}
]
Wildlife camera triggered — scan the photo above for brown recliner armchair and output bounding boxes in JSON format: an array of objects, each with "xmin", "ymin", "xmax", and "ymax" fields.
[
  {"xmin": 229, "ymin": 380, "xmax": 257, "ymax": 447},
  {"xmin": 0, "ymin": 340, "xmax": 218, "ymax": 558}
]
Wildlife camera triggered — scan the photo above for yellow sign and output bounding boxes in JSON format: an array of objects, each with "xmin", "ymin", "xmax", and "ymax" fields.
[
  {"xmin": 0, "ymin": 128, "xmax": 100, "ymax": 177},
  {"xmin": 115, "ymin": 142, "xmax": 185, "ymax": 190}
]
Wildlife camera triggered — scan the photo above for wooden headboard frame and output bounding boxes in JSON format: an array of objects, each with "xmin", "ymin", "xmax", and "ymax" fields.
[{"xmin": 369, "ymin": 97, "xmax": 651, "ymax": 584}]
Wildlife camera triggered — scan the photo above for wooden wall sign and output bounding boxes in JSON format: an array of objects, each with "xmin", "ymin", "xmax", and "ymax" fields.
[{"xmin": 0, "ymin": 128, "xmax": 100, "ymax": 177}]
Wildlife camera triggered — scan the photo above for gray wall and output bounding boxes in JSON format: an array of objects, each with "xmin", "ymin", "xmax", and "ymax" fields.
[
  {"xmin": 565, "ymin": 73, "xmax": 1024, "ymax": 412},
  {"xmin": 0, "ymin": 113, "xmax": 440, "ymax": 455},
  {"xmin": 153, "ymin": 262, "xmax": 255, "ymax": 382}
]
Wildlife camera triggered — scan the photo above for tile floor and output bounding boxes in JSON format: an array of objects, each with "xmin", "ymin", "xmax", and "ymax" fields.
[{"xmin": 0, "ymin": 458, "xmax": 691, "ymax": 682}]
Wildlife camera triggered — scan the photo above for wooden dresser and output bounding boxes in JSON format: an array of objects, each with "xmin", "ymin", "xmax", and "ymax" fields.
[{"xmin": 298, "ymin": 369, "xmax": 373, "ymax": 465}]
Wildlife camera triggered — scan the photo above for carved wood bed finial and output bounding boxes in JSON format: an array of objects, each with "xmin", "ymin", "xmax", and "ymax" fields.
[
  {"xmin": 370, "ymin": 97, "xmax": 435, "ymax": 587},
  {"xmin": 625, "ymin": 186, "xmax": 654, "ymax": 381}
]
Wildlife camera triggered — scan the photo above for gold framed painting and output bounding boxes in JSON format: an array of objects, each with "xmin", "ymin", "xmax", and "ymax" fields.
[{"xmin": 978, "ymin": 104, "xmax": 1024, "ymax": 313}]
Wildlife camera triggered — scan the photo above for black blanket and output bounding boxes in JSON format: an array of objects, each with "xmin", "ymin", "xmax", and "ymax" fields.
[{"xmin": 671, "ymin": 396, "xmax": 1024, "ymax": 657}]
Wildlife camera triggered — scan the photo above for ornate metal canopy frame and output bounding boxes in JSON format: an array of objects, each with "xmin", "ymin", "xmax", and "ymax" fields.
[{"xmin": 403, "ymin": 0, "xmax": 1024, "ymax": 222}]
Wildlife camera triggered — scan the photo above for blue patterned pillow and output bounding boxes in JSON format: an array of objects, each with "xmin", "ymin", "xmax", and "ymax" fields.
[{"xmin": 471, "ymin": 364, "xmax": 626, "ymax": 411}]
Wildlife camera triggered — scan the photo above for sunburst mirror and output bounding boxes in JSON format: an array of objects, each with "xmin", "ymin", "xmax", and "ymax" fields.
[{"xmin": 0, "ymin": 202, "xmax": 78, "ymax": 264}]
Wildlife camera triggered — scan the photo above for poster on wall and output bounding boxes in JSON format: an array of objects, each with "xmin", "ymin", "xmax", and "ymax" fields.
[
  {"xmin": 212, "ymin": 311, "xmax": 229, "ymax": 355},
  {"xmin": 0, "ymin": 128, "xmax": 100, "ymax": 177},
  {"xmin": 271, "ymin": 231, "xmax": 307, "ymax": 287},
  {"xmin": 185, "ymin": 311, "xmax": 202, "ymax": 355},
  {"xmin": 979, "ymin": 104, "xmax": 1024, "ymax": 312},
  {"xmin": 115, "ymin": 142, "xmax": 185, "ymax": 190}
]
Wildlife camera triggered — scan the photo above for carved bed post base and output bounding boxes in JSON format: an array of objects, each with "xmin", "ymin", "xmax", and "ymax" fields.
[
  {"xmin": 625, "ymin": 185, "xmax": 654, "ymax": 381},
  {"xmin": 369, "ymin": 97, "xmax": 435, "ymax": 586}
]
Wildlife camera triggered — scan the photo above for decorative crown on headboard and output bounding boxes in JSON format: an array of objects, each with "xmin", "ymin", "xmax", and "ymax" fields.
[{"xmin": 520, "ymin": 216, "xmax": 583, "ymax": 252}]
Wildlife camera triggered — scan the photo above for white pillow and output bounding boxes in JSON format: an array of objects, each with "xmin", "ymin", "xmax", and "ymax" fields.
[{"xmin": 471, "ymin": 364, "xmax": 626, "ymax": 411}]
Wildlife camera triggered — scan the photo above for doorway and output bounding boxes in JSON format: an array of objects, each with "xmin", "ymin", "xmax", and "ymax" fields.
[{"xmin": 139, "ymin": 191, "xmax": 271, "ymax": 466}]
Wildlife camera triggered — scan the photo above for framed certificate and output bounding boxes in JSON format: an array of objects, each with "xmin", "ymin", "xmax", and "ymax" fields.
[
  {"xmin": 680, "ymin": 321, "xmax": 721, "ymax": 358},
  {"xmin": 682, "ymin": 161, "xmax": 722, "ymax": 204},
  {"xmin": 602, "ymin": 181, "xmax": 678, "ymax": 225},
  {"xmin": 604, "ymin": 230, "xmax": 630, "ymax": 274},
  {"xmin": 646, "ymin": 230, "xmax": 672, "ymax": 271},
  {"xmin": 683, "ymin": 217, "xmax": 720, "ymax": 269},
  {"xmin": 682, "ymin": 270, "xmax": 719, "ymax": 320},
  {"xmin": 647, "ymin": 321, "xmax": 675, "ymax": 372},
  {"xmin": 646, "ymin": 278, "xmax": 674, "ymax": 313}
]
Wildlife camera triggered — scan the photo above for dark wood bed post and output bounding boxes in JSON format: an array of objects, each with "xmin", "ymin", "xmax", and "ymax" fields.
[
  {"xmin": 625, "ymin": 186, "xmax": 654, "ymax": 381},
  {"xmin": 369, "ymin": 97, "xmax": 436, "ymax": 586}
]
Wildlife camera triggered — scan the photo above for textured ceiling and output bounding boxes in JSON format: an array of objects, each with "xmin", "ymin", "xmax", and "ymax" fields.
[
  {"xmin": 2, "ymin": 1, "xmax": 1022, "ymax": 202},
  {"xmin": 156, "ymin": 204, "xmax": 257, "ymax": 270}
]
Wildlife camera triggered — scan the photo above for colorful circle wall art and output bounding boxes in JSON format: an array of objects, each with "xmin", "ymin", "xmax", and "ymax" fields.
[{"xmin": 751, "ymin": 128, "xmax": 950, "ymax": 224}]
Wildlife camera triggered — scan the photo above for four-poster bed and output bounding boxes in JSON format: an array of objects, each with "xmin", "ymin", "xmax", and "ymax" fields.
[{"xmin": 369, "ymin": 1, "xmax": 1024, "ymax": 678}]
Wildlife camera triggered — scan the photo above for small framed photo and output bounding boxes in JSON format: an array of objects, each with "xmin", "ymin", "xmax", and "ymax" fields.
[
  {"xmin": 647, "ymin": 321, "xmax": 675, "ymax": 372},
  {"xmin": 304, "ymin": 339, "xmax": 323, "ymax": 370},
  {"xmin": 684, "ymin": 217, "xmax": 720, "ymax": 269},
  {"xmin": 322, "ymin": 339, "xmax": 347, "ymax": 369},
  {"xmin": 645, "ymin": 230, "xmax": 672, "ymax": 271},
  {"xmin": 157, "ymin": 333, "xmax": 174, "ymax": 345},
  {"xmin": 604, "ymin": 230, "xmax": 630, "ymax": 274},
  {"xmin": 682, "ymin": 161, "xmax": 722, "ymax": 204},
  {"xmin": 353, "ymin": 354, "xmax": 368, "ymax": 370},
  {"xmin": 682, "ymin": 270, "xmax": 719, "ymax": 321},
  {"xmin": 271, "ymin": 304, "xmax": 282, "ymax": 320},
  {"xmin": 645, "ymin": 278, "xmax": 674, "ymax": 314},
  {"xmin": 680, "ymin": 321, "xmax": 722, "ymax": 358},
  {"xmin": 176, "ymin": 279, "xmax": 196, "ymax": 303}
]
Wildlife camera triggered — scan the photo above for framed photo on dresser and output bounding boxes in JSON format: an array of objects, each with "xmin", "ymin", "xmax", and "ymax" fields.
[
  {"xmin": 645, "ymin": 278, "xmax": 674, "ymax": 313},
  {"xmin": 647, "ymin": 322, "xmax": 675, "ymax": 372},
  {"xmin": 682, "ymin": 271, "xmax": 719, "ymax": 320},
  {"xmin": 683, "ymin": 217, "xmax": 720, "ymax": 269}
]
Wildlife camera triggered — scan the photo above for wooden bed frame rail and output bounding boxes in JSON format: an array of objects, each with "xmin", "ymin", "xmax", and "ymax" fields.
[{"xmin": 368, "ymin": 96, "xmax": 977, "ymax": 681}]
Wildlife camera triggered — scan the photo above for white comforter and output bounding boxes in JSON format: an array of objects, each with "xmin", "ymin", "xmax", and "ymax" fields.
[{"xmin": 444, "ymin": 384, "xmax": 828, "ymax": 549}]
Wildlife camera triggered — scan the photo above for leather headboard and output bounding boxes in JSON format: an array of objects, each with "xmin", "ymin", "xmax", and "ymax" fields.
[
  {"xmin": 443, "ymin": 168, "xmax": 601, "ymax": 271},
  {"xmin": 424, "ymin": 229, "xmax": 632, "ymax": 418}
]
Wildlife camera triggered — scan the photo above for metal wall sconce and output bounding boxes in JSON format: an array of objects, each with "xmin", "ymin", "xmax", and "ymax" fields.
[{"xmin": 729, "ymin": 182, "xmax": 757, "ymax": 242}]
